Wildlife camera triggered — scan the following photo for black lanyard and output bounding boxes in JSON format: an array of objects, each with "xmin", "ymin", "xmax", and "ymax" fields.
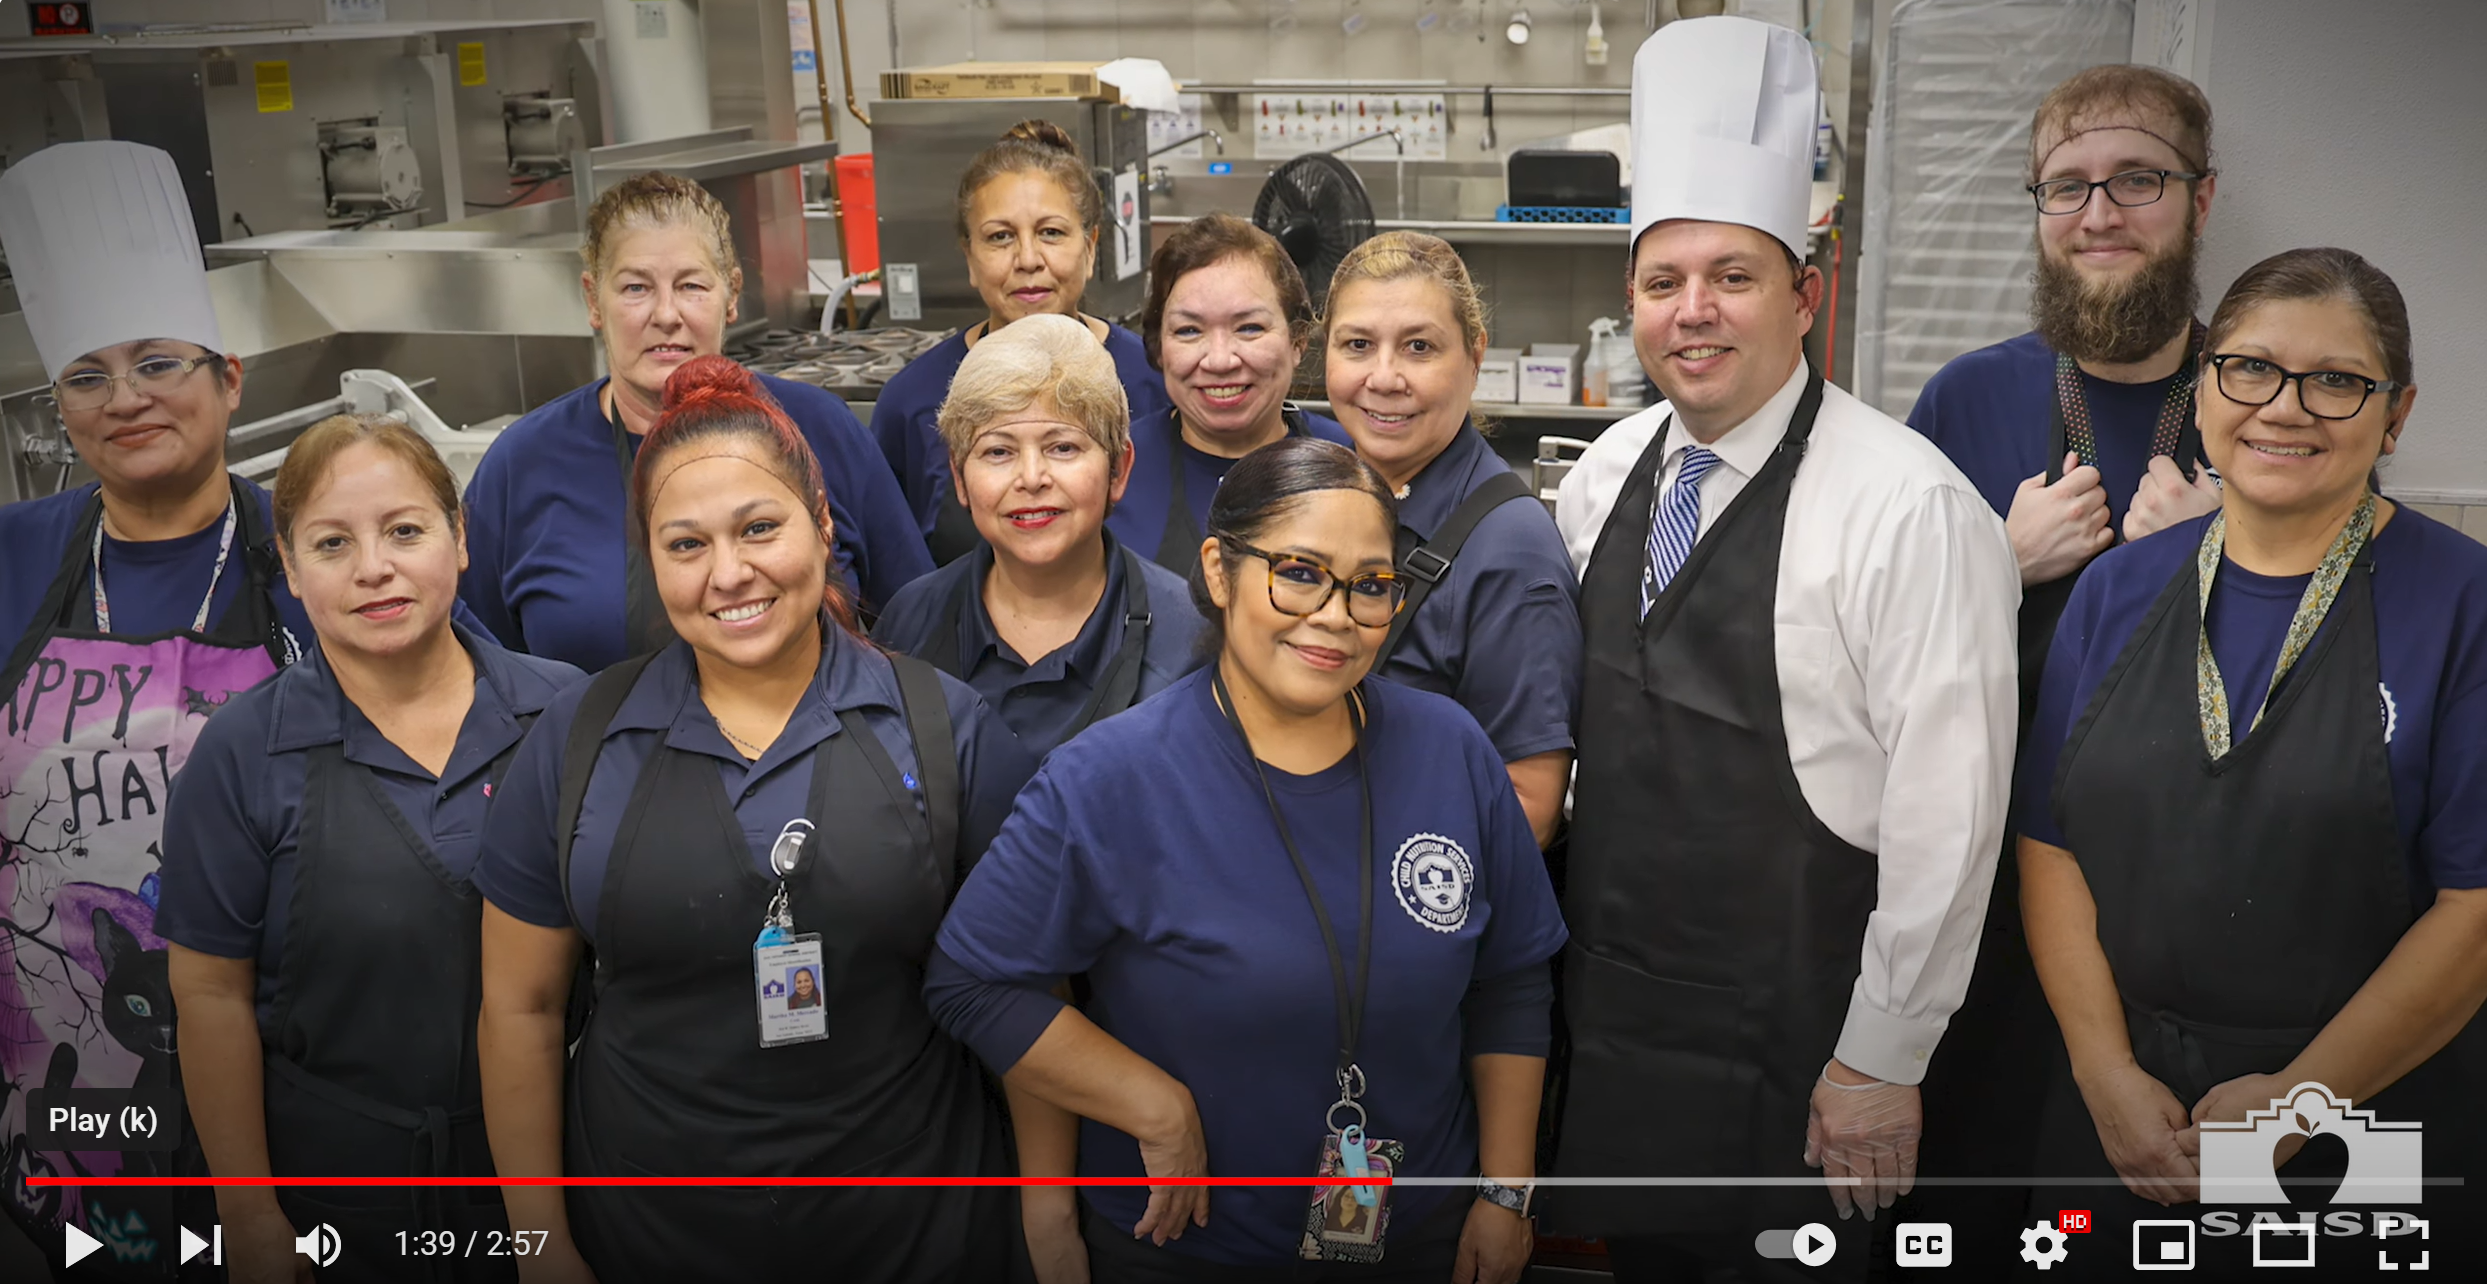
[{"xmin": 1211, "ymin": 667, "xmax": 1374, "ymax": 1094}]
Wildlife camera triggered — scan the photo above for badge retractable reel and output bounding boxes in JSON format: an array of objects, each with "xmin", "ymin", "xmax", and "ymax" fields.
[{"xmin": 753, "ymin": 819, "xmax": 829, "ymax": 1048}]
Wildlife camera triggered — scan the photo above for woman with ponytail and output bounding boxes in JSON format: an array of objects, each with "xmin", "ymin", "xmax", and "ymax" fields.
[
  {"xmin": 871, "ymin": 120, "xmax": 1174, "ymax": 564},
  {"xmin": 930, "ymin": 438, "xmax": 1565, "ymax": 1284},
  {"xmin": 461, "ymin": 171, "xmax": 931, "ymax": 673},
  {"xmin": 473, "ymin": 357, "xmax": 1038, "ymax": 1282}
]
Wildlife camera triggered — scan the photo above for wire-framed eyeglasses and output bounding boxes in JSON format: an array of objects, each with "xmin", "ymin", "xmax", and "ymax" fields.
[
  {"xmin": 1219, "ymin": 537, "xmax": 1407, "ymax": 627},
  {"xmin": 53, "ymin": 352, "xmax": 224, "ymax": 411},
  {"xmin": 2207, "ymin": 353, "xmax": 2403, "ymax": 421},
  {"xmin": 2027, "ymin": 168, "xmax": 2208, "ymax": 216}
]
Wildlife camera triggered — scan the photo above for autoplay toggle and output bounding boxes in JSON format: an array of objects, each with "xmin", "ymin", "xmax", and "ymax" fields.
[{"xmin": 1755, "ymin": 1222, "xmax": 1839, "ymax": 1267}]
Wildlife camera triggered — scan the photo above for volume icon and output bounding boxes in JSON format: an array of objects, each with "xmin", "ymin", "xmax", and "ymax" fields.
[{"xmin": 294, "ymin": 1223, "xmax": 343, "ymax": 1267}]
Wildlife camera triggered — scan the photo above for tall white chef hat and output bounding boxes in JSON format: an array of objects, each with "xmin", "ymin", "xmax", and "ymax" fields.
[
  {"xmin": 0, "ymin": 141, "xmax": 224, "ymax": 382},
  {"xmin": 1630, "ymin": 15, "xmax": 1819, "ymax": 260}
]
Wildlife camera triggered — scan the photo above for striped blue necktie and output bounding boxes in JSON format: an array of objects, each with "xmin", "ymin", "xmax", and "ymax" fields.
[{"xmin": 1640, "ymin": 446, "xmax": 1720, "ymax": 619}]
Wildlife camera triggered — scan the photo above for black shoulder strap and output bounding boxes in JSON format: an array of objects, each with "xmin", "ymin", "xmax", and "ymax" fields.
[
  {"xmin": 886, "ymin": 651, "xmax": 962, "ymax": 891},
  {"xmin": 1064, "ymin": 545, "xmax": 1154, "ymax": 737},
  {"xmin": 555, "ymin": 653, "xmax": 656, "ymax": 929},
  {"xmin": 2172, "ymin": 421, "xmax": 2206, "ymax": 484},
  {"xmin": 1376, "ymin": 468, "xmax": 1534, "ymax": 669}
]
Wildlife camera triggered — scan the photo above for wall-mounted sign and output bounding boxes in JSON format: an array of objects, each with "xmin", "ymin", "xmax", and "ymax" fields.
[
  {"xmin": 32, "ymin": 3, "xmax": 97, "ymax": 37},
  {"xmin": 255, "ymin": 61, "xmax": 294, "ymax": 114}
]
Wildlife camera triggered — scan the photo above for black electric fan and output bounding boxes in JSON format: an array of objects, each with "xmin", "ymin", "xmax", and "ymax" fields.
[{"xmin": 1252, "ymin": 153, "xmax": 1375, "ymax": 308}]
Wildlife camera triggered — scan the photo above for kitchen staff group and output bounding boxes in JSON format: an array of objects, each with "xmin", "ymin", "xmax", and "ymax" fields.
[{"xmin": 0, "ymin": 15, "xmax": 2477, "ymax": 1284}]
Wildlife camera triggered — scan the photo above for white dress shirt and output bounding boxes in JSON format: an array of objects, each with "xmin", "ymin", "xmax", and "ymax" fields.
[{"xmin": 1555, "ymin": 360, "xmax": 2022, "ymax": 1086}]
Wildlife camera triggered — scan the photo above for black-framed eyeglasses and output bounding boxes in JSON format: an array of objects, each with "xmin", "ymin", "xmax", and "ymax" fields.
[
  {"xmin": 1219, "ymin": 536, "xmax": 1407, "ymax": 628},
  {"xmin": 2027, "ymin": 168, "xmax": 2208, "ymax": 216},
  {"xmin": 52, "ymin": 352, "xmax": 224, "ymax": 411},
  {"xmin": 2206, "ymin": 354, "xmax": 2402, "ymax": 421}
]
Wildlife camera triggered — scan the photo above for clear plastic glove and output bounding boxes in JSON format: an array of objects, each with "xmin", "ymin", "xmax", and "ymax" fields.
[{"xmin": 1804, "ymin": 1062, "xmax": 1921, "ymax": 1221}]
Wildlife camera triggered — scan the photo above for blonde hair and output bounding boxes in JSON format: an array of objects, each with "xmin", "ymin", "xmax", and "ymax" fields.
[
  {"xmin": 582, "ymin": 171, "xmax": 743, "ymax": 292},
  {"xmin": 273, "ymin": 414, "xmax": 462, "ymax": 546},
  {"xmin": 1323, "ymin": 231, "xmax": 1490, "ymax": 359},
  {"xmin": 935, "ymin": 314, "xmax": 1130, "ymax": 471}
]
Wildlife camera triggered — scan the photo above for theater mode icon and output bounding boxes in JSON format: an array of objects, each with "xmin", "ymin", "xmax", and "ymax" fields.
[{"xmin": 2199, "ymin": 1082, "xmax": 2422, "ymax": 1205}]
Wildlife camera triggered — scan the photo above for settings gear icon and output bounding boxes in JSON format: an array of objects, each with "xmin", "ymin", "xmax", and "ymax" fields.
[{"xmin": 2019, "ymin": 1220, "xmax": 2070, "ymax": 1270}]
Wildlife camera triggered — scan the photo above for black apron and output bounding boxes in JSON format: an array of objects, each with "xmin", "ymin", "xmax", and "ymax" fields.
[
  {"xmin": 259, "ymin": 741, "xmax": 520, "ymax": 1284},
  {"xmin": 605, "ymin": 391, "xmax": 678, "ymax": 662},
  {"xmin": 561, "ymin": 667, "xmax": 1015, "ymax": 1282},
  {"xmin": 1153, "ymin": 405, "xmax": 1323, "ymax": 579},
  {"xmin": 2031, "ymin": 531, "xmax": 2484, "ymax": 1255},
  {"xmin": 919, "ymin": 542, "xmax": 1156, "ymax": 740},
  {"xmin": 1545, "ymin": 373, "xmax": 1873, "ymax": 1265}
]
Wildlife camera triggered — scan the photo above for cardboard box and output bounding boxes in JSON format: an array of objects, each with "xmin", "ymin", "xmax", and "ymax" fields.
[
  {"xmin": 1519, "ymin": 344, "xmax": 1581, "ymax": 405},
  {"xmin": 881, "ymin": 61, "xmax": 1123, "ymax": 102},
  {"xmin": 1476, "ymin": 348, "xmax": 1522, "ymax": 404}
]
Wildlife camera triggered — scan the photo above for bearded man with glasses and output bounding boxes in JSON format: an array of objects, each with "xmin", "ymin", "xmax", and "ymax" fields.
[{"xmin": 1890, "ymin": 64, "xmax": 2227, "ymax": 1273}]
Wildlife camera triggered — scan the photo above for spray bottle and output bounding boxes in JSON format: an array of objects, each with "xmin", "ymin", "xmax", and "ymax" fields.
[{"xmin": 1584, "ymin": 317, "xmax": 1642, "ymax": 409}]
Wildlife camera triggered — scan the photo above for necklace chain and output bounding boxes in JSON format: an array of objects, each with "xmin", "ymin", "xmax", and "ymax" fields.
[{"xmin": 715, "ymin": 716, "xmax": 769, "ymax": 757}]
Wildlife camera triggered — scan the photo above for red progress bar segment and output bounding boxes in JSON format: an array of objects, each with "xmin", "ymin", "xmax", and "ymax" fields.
[{"xmin": 33, "ymin": 1176, "xmax": 1389, "ymax": 1188}]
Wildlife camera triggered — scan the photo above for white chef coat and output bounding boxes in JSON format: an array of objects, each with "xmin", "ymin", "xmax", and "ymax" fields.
[{"xmin": 1555, "ymin": 360, "xmax": 2021, "ymax": 1086}]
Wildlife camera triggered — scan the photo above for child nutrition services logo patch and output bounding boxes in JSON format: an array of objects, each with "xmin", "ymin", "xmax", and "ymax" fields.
[{"xmin": 1391, "ymin": 834, "xmax": 1473, "ymax": 932}]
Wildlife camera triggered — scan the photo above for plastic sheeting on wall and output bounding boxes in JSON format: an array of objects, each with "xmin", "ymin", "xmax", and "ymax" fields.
[{"xmin": 1854, "ymin": 0, "xmax": 2132, "ymax": 420}]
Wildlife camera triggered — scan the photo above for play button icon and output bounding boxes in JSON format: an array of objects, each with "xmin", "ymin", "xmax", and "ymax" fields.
[{"xmin": 64, "ymin": 1223, "xmax": 102, "ymax": 1267}]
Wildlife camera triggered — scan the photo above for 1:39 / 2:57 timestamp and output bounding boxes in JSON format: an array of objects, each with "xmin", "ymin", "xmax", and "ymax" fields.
[{"xmin": 399, "ymin": 1230, "xmax": 550, "ymax": 1257}]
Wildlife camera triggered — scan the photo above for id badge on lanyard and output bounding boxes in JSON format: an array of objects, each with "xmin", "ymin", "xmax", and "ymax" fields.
[
  {"xmin": 753, "ymin": 819, "xmax": 829, "ymax": 1048},
  {"xmin": 1210, "ymin": 671, "xmax": 1401, "ymax": 1263},
  {"xmin": 1301, "ymin": 1068, "xmax": 1404, "ymax": 1262}
]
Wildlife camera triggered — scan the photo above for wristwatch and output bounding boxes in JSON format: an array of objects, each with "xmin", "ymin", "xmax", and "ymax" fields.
[{"xmin": 1477, "ymin": 1178, "xmax": 1535, "ymax": 1217}]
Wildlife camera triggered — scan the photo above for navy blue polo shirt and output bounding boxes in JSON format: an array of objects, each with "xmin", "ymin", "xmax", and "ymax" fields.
[
  {"xmin": 870, "ymin": 325, "xmax": 1172, "ymax": 543},
  {"xmin": 1909, "ymin": 330, "xmax": 2190, "ymax": 529},
  {"xmin": 459, "ymin": 375, "xmax": 933, "ymax": 672},
  {"xmin": 1379, "ymin": 424, "xmax": 1581, "ymax": 763},
  {"xmin": 2019, "ymin": 508, "xmax": 2487, "ymax": 895},
  {"xmin": 928, "ymin": 670, "xmax": 1568, "ymax": 1265},
  {"xmin": 155, "ymin": 625, "xmax": 581, "ymax": 1032},
  {"xmin": 0, "ymin": 479, "xmax": 317, "ymax": 657},
  {"xmin": 1102, "ymin": 404, "xmax": 1353, "ymax": 567},
  {"xmin": 474, "ymin": 627, "xmax": 1037, "ymax": 940},
  {"xmin": 869, "ymin": 532, "xmax": 1203, "ymax": 758}
]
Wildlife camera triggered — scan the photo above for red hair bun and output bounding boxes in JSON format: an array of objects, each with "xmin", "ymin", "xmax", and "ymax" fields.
[{"xmin": 662, "ymin": 353, "xmax": 764, "ymax": 410}]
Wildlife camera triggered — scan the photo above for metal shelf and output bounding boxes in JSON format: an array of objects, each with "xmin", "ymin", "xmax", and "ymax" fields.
[
  {"xmin": 1378, "ymin": 218, "xmax": 1629, "ymax": 247},
  {"xmin": 0, "ymin": 18, "xmax": 587, "ymax": 55},
  {"xmin": 1297, "ymin": 398, "xmax": 1641, "ymax": 423},
  {"xmin": 1147, "ymin": 214, "xmax": 1625, "ymax": 248},
  {"xmin": 592, "ymin": 139, "xmax": 838, "ymax": 185}
]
